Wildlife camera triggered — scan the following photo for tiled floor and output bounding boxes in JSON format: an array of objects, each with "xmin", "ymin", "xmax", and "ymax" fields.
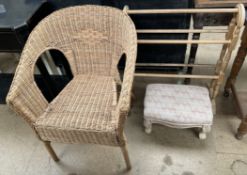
[{"xmin": 0, "ymin": 31, "xmax": 247, "ymax": 175}]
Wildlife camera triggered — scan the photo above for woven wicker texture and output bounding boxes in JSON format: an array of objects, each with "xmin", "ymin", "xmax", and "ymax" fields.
[
  {"xmin": 6, "ymin": 5, "xmax": 137, "ymax": 147},
  {"xmin": 35, "ymin": 75, "xmax": 120, "ymax": 145}
]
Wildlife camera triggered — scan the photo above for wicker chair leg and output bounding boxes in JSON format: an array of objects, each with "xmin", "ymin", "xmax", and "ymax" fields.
[
  {"xmin": 121, "ymin": 145, "xmax": 131, "ymax": 170},
  {"xmin": 43, "ymin": 141, "xmax": 59, "ymax": 162}
]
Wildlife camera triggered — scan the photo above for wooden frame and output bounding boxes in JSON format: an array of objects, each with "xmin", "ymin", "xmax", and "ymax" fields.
[
  {"xmin": 124, "ymin": 4, "xmax": 245, "ymax": 104},
  {"xmin": 231, "ymin": 85, "xmax": 247, "ymax": 140},
  {"xmin": 223, "ymin": 20, "xmax": 247, "ymax": 140}
]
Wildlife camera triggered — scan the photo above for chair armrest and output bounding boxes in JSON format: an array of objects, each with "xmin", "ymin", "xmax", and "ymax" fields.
[
  {"xmin": 115, "ymin": 58, "xmax": 135, "ymax": 136},
  {"xmin": 6, "ymin": 53, "xmax": 48, "ymax": 126},
  {"xmin": 117, "ymin": 51, "xmax": 136, "ymax": 114}
]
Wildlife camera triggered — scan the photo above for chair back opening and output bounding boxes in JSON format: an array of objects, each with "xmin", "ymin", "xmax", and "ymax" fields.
[{"xmin": 34, "ymin": 49, "xmax": 73, "ymax": 102}]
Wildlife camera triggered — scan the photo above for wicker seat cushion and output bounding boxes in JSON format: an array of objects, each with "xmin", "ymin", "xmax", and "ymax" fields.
[
  {"xmin": 35, "ymin": 75, "xmax": 120, "ymax": 145},
  {"xmin": 144, "ymin": 84, "xmax": 213, "ymax": 126}
]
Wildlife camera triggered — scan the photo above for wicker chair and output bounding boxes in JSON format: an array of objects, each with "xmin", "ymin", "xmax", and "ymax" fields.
[{"xmin": 6, "ymin": 5, "xmax": 137, "ymax": 170}]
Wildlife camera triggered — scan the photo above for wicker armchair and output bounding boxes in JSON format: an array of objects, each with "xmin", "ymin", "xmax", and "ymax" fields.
[{"xmin": 6, "ymin": 5, "xmax": 137, "ymax": 170}]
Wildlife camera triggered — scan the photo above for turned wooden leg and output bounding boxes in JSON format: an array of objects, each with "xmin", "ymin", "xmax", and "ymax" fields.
[
  {"xmin": 120, "ymin": 145, "xmax": 131, "ymax": 170},
  {"xmin": 224, "ymin": 26, "xmax": 247, "ymax": 97},
  {"xmin": 43, "ymin": 141, "xmax": 59, "ymax": 161},
  {"xmin": 199, "ymin": 125, "xmax": 211, "ymax": 140},
  {"xmin": 236, "ymin": 117, "xmax": 247, "ymax": 140},
  {"xmin": 144, "ymin": 119, "xmax": 152, "ymax": 134}
]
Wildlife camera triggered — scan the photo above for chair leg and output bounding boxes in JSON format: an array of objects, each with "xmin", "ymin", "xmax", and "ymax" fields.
[
  {"xmin": 120, "ymin": 145, "xmax": 131, "ymax": 170},
  {"xmin": 236, "ymin": 118, "xmax": 247, "ymax": 140},
  {"xmin": 144, "ymin": 119, "xmax": 152, "ymax": 134},
  {"xmin": 43, "ymin": 141, "xmax": 59, "ymax": 162},
  {"xmin": 199, "ymin": 125, "xmax": 211, "ymax": 140}
]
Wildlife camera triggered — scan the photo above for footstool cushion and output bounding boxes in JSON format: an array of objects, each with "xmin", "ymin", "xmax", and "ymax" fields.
[{"xmin": 144, "ymin": 84, "xmax": 213, "ymax": 127}]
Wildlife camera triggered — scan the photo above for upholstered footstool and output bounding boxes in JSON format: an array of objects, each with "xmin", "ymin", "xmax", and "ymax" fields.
[{"xmin": 144, "ymin": 84, "xmax": 214, "ymax": 139}]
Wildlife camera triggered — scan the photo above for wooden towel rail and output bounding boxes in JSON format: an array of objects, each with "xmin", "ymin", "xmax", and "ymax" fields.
[
  {"xmin": 136, "ymin": 29, "xmax": 229, "ymax": 34},
  {"xmin": 135, "ymin": 73, "xmax": 219, "ymax": 79},
  {"xmin": 124, "ymin": 5, "xmax": 245, "ymax": 45},
  {"xmin": 136, "ymin": 63, "xmax": 215, "ymax": 68},
  {"xmin": 137, "ymin": 39, "xmax": 231, "ymax": 44},
  {"xmin": 123, "ymin": 4, "xmax": 245, "ymax": 103},
  {"xmin": 126, "ymin": 8, "xmax": 238, "ymax": 14}
]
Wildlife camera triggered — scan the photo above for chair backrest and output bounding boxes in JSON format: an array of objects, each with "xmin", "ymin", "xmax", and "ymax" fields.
[
  {"xmin": 25, "ymin": 5, "xmax": 136, "ymax": 77},
  {"xmin": 6, "ymin": 5, "xmax": 137, "ymax": 125}
]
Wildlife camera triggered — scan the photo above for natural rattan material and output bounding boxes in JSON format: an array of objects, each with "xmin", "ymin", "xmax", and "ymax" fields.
[
  {"xmin": 6, "ymin": 5, "xmax": 137, "ymax": 169},
  {"xmin": 35, "ymin": 75, "xmax": 120, "ymax": 145}
]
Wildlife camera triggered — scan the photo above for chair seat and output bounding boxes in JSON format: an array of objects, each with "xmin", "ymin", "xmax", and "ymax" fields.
[
  {"xmin": 35, "ymin": 75, "xmax": 120, "ymax": 145},
  {"xmin": 144, "ymin": 84, "xmax": 213, "ymax": 127}
]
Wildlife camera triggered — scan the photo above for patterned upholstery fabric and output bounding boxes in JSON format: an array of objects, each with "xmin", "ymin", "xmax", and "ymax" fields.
[
  {"xmin": 144, "ymin": 84, "xmax": 213, "ymax": 126},
  {"xmin": 35, "ymin": 75, "xmax": 120, "ymax": 145}
]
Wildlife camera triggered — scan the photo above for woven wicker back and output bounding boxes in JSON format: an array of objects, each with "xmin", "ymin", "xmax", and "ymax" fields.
[
  {"xmin": 6, "ymin": 5, "xmax": 137, "ymax": 124},
  {"xmin": 28, "ymin": 5, "xmax": 136, "ymax": 76}
]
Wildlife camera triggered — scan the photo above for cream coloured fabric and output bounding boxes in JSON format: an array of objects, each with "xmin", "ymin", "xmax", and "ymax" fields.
[{"xmin": 144, "ymin": 84, "xmax": 213, "ymax": 126}]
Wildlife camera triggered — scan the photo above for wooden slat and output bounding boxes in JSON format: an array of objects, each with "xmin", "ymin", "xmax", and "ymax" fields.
[
  {"xmin": 195, "ymin": 0, "xmax": 247, "ymax": 8},
  {"xmin": 127, "ymin": 8, "xmax": 238, "ymax": 14},
  {"xmin": 135, "ymin": 73, "xmax": 219, "ymax": 79},
  {"xmin": 136, "ymin": 63, "xmax": 215, "ymax": 68},
  {"xmin": 137, "ymin": 29, "xmax": 229, "ymax": 34},
  {"xmin": 137, "ymin": 39, "xmax": 231, "ymax": 44}
]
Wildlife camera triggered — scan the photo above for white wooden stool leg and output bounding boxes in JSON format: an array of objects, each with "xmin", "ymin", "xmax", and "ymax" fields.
[
  {"xmin": 199, "ymin": 125, "xmax": 211, "ymax": 140},
  {"xmin": 144, "ymin": 119, "xmax": 152, "ymax": 134}
]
